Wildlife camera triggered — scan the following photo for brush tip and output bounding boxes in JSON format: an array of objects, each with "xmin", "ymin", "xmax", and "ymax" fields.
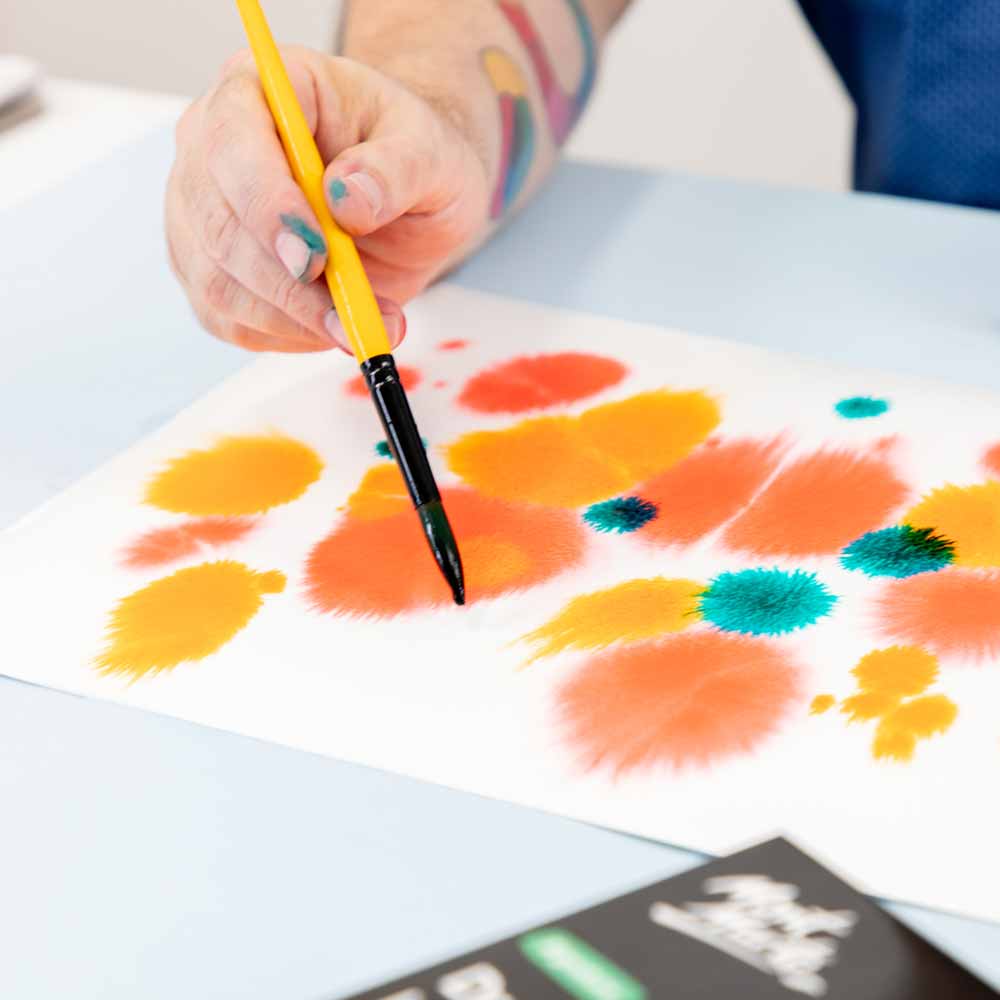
[{"xmin": 417, "ymin": 499, "xmax": 466, "ymax": 609}]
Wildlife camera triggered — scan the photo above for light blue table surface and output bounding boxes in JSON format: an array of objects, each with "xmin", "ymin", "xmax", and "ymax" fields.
[{"xmin": 1, "ymin": 127, "xmax": 999, "ymax": 998}]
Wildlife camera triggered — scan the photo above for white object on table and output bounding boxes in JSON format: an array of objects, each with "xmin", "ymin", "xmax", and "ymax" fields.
[{"xmin": 0, "ymin": 77, "xmax": 184, "ymax": 213}]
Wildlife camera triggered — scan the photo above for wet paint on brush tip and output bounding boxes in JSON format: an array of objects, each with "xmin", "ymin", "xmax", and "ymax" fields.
[
  {"xmin": 699, "ymin": 568, "xmax": 837, "ymax": 636},
  {"xmin": 835, "ymin": 396, "xmax": 890, "ymax": 419},
  {"xmin": 841, "ymin": 525, "xmax": 955, "ymax": 578},
  {"xmin": 583, "ymin": 496, "xmax": 658, "ymax": 534}
]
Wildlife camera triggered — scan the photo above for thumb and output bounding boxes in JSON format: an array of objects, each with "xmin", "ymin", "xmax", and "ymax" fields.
[{"xmin": 323, "ymin": 133, "xmax": 443, "ymax": 236}]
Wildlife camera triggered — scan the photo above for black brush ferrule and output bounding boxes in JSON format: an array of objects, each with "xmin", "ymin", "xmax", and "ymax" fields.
[{"xmin": 361, "ymin": 354, "xmax": 439, "ymax": 507}]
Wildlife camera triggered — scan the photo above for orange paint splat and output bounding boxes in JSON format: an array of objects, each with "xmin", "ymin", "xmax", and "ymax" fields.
[
  {"xmin": 983, "ymin": 442, "xmax": 1000, "ymax": 477},
  {"xmin": 810, "ymin": 694, "xmax": 835, "ymax": 715},
  {"xmin": 438, "ymin": 339, "xmax": 469, "ymax": 351},
  {"xmin": 458, "ymin": 353, "xmax": 627, "ymax": 414},
  {"xmin": 905, "ymin": 481, "xmax": 1000, "ymax": 567},
  {"xmin": 876, "ymin": 569, "xmax": 1000, "ymax": 661},
  {"xmin": 557, "ymin": 632, "xmax": 803, "ymax": 774},
  {"xmin": 521, "ymin": 577, "xmax": 703, "ymax": 662},
  {"xmin": 447, "ymin": 389, "xmax": 720, "ymax": 508},
  {"xmin": 346, "ymin": 365, "xmax": 422, "ymax": 397},
  {"xmin": 723, "ymin": 448, "xmax": 909, "ymax": 557},
  {"xmin": 120, "ymin": 517, "xmax": 256, "ymax": 569},
  {"xmin": 873, "ymin": 696, "xmax": 958, "ymax": 762},
  {"xmin": 144, "ymin": 435, "xmax": 322, "ymax": 516},
  {"xmin": 637, "ymin": 437, "xmax": 785, "ymax": 546},
  {"xmin": 346, "ymin": 463, "xmax": 411, "ymax": 521},
  {"xmin": 306, "ymin": 488, "xmax": 585, "ymax": 617},
  {"xmin": 96, "ymin": 561, "xmax": 285, "ymax": 680}
]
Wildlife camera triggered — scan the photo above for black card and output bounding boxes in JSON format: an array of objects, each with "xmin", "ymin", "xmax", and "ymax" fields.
[{"xmin": 341, "ymin": 838, "xmax": 995, "ymax": 999}]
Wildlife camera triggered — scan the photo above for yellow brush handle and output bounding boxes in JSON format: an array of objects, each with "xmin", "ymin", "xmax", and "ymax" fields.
[{"xmin": 235, "ymin": 0, "xmax": 392, "ymax": 361}]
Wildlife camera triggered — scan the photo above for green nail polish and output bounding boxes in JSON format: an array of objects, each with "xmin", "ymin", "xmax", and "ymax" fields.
[
  {"xmin": 279, "ymin": 213, "xmax": 326, "ymax": 254},
  {"xmin": 329, "ymin": 178, "xmax": 349, "ymax": 201}
]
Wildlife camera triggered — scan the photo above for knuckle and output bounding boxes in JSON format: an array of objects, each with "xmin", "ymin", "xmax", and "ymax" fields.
[
  {"xmin": 202, "ymin": 202, "xmax": 241, "ymax": 264},
  {"xmin": 203, "ymin": 113, "xmax": 236, "ymax": 170},
  {"xmin": 271, "ymin": 271, "xmax": 304, "ymax": 316},
  {"xmin": 202, "ymin": 268, "xmax": 237, "ymax": 313}
]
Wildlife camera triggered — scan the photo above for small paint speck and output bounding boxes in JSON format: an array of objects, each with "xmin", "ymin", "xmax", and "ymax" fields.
[
  {"xmin": 438, "ymin": 339, "xmax": 469, "ymax": 351},
  {"xmin": 583, "ymin": 496, "xmax": 658, "ymax": 534},
  {"xmin": 699, "ymin": 568, "xmax": 837, "ymax": 636},
  {"xmin": 433, "ymin": 380, "xmax": 448, "ymax": 389},
  {"xmin": 841, "ymin": 525, "xmax": 954, "ymax": 578},
  {"xmin": 810, "ymin": 694, "xmax": 836, "ymax": 715},
  {"xmin": 375, "ymin": 437, "xmax": 427, "ymax": 459},
  {"xmin": 329, "ymin": 178, "xmax": 348, "ymax": 201},
  {"xmin": 835, "ymin": 396, "xmax": 889, "ymax": 420}
]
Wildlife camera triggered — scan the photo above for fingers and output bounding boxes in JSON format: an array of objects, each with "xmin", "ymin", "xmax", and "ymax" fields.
[
  {"xmin": 324, "ymin": 297, "xmax": 407, "ymax": 355},
  {"xmin": 167, "ymin": 190, "xmax": 333, "ymax": 354},
  {"xmin": 202, "ymin": 67, "xmax": 328, "ymax": 285},
  {"xmin": 322, "ymin": 89, "xmax": 484, "ymax": 245}
]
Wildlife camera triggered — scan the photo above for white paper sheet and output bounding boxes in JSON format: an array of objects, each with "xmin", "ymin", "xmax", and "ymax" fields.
[{"xmin": 3, "ymin": 286, "xmax": 998, "ymax": 920}]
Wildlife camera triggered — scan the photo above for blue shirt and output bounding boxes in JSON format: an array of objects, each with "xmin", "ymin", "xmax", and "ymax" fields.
[{"xmin": 798, "ymin": 0, "xmax": 1000, "ymax": 210}]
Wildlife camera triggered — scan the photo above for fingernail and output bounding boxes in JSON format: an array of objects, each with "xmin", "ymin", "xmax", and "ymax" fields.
[
  {"xmin": 382, "ymin": 308, "xmax": 406, "ymax": 347},
  {"xmin": 277, "ymin": 214, "xmax": 326, "ymax": 282},
  {"xmin": 343, "ymin": 172, "xmax": 383, "ymax": 221},
  {"xmin": 324, "ymin": 309, "xmax": 352, "ymax": 353}
]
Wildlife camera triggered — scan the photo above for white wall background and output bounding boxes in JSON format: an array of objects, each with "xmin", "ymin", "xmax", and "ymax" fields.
[{"xmin": 6, "ymin": 0, "xmax": 853, "ymax": 190}]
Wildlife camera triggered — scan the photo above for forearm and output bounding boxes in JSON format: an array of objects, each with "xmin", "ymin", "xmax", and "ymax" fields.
[{"xmin": 339, "ymin": 0, "xmax": 629, "ymax": 226}]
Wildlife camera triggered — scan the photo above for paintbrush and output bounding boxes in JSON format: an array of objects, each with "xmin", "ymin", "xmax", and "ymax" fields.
[{"xmin": 234, "ymin": 0, "xmax": 466, "ymax": 605}]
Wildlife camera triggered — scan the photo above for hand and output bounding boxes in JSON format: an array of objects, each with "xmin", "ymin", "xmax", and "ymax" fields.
[{"xmin": 166, "ymin": 46, "xmax": 490, "ymax": 353}]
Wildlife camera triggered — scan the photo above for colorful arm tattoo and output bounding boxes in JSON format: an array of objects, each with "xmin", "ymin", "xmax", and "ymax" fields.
[
  {"xmin": 482, "ymin": 48, "xmax": 537, "ymax": 218},
  {"xmin": 497, "ymin": 0, "xmax": 597, "ymax": 143}
]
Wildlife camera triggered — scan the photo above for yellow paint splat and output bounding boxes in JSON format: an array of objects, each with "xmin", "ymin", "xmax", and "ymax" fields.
[
  {"xmin": 521, "ymin": 577, "xmax": 703, "ymax": 662},
  {"xmin": 905, "ymin": 481, "xmax": 1000, "ymax": 567},
  {"xmin": 447, "ymin": 389, "xmax": 720, "ymax": 508},
  {"xmin": 346, "ymin": 463, "xmax": 410, "ymax": 520},
  {"xmin": 578, "ymin": 391, "xmax": 721, "ymax": 483},
  {"xmin": 873, "ymin": 696, "xmax": 958, "ymax": 762},
  {"xmin": 96, "ymin": 561, "xmax": 285, "ymax": 680},
  {"xmin": 809, "ymin": 694, "xmax": 836, "ymax": 715},
  {"xmin": 850, "ymin": 645, "xmax": 938, "ymax": 697},
  {"xmin": 145, "ymin": 435, "xmax": 322, "ymax": 515},
  {"xmin": 840, "ymin": 690, "xmax": 900, "ymax": 723},
  {"xmin": 832, "ymin": 645, "xmax": 958, "ymax": 763}
]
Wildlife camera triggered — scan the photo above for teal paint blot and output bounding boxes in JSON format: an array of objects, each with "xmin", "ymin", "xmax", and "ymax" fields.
[
  {"xmin": 841, "ymin": 525, "xmax": 954, "ymax": 578},
  {"xmin": 583, "ymin": 496, "xmax": 658, "ymax": 534},
  {"xmin": 279, "ymin": 214, "xmax": 326, "ymax": 254},
  {"xmin": 329, "ymin": 178, "xmax": 348, "ymax": 202},
  {"xmin": 835, "ymin": 395, "xmax": 889, "ymax": 419},
  {"xmin": 699, "ymin": 568, "xmax": 837, "ymax": 636},
  {"xmin": 375, "ymin": 437, "xmax": 428, "ymax": 459}
]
